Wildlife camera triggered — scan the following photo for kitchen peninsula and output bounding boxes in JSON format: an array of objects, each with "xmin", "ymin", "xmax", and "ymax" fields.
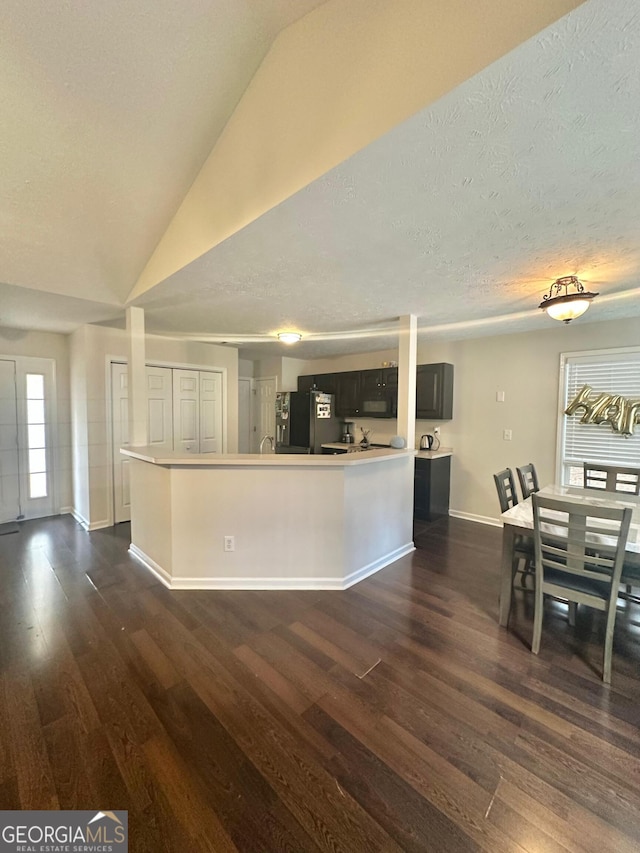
[{"xmin": 122, "ymin": 446, "xmax": 415, "ymax": 590}]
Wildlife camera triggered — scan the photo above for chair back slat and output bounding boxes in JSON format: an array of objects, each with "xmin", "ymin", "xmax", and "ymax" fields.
[
  {"xmin": 494, "ymin": 468, "xmax": 518, "ymax": 513},
  {"xmin": 517, "ymin": 463, "xmax": 540, "ymax": 500},
  {"xmin": 533, "ymin": 494, "xmax": 631, "ymax": 590},
  {"xmin": 583, "ymin": 463, "xmax": 640, "ymax": 495}
]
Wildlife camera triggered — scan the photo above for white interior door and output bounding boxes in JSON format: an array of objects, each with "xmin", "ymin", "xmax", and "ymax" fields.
[
  {"xmin": 173, "ymin": 369, "xmax": 199, "ymax": 453},
  {"xmin": 111, "ymin": 363, "xmax": 131, "ymax": 523},
  {"xmin": 0, "ymin": 360, "xmax": 20, "ymax": 524},
  {"xmin": 238, "ymin": 378, "xmax": 252, "ymax": 453},
  {"xmin": 146, "ymin": 366, "xmax": 173, "ymax": 451},
  {"xmin": 112, "ymin": 363, "xmax": 174, "ymax": 523},
  {"xmin": 253, "ymin": 377, "xmax": 276, "ymax": 452},
  {"xmin": 199, "ymin": 371, "xmax": 222, "ymax": 453}
]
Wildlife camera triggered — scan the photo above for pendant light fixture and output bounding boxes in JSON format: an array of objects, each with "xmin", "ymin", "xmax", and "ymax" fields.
[{"xmin": 539, "ymin": 276, "xmax": 598, "ymax": 324}]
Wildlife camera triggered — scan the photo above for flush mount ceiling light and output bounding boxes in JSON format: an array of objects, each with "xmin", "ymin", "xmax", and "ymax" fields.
[
  {"xmin": 277, "ymin": 331, "xmax": 302, "ymax": 344},
  {"xmin": 538, "ymin": 275, "xmax": 599, "ymax": 324}
]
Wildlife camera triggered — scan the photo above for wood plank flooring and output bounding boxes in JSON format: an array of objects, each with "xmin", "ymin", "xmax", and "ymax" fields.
[{"xmin": 1, "ymin": 514, "xmax": 639, "ymax": 851}]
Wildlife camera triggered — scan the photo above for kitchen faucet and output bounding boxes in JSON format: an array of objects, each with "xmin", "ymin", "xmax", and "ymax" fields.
[{"xmin": 259, "ymin": 435, "xmax": 275, "ymax": 454}]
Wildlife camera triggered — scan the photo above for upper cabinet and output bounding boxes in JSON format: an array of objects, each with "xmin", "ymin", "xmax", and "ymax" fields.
[
  {"xmin": 297, "ymin": 362, "xmax": 453, "ymax": 420},
  {"xmin": 335, "ymin": 371, "xmax": 361, "ymax": 417},
  {"xmin": 359, "ymin": 367, "xmax": 397, "ymax": 418},
  {"xmin": 416, "ymin": 363, "xmax": 453, "ymax": 420}
]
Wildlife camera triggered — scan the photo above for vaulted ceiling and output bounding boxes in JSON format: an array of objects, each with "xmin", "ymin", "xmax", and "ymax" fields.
[{"xmin": 3, "ymin": 0, "xmax": 639, "ymax": 357}]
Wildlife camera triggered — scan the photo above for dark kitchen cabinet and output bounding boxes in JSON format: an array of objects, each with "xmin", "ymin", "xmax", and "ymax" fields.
[
  {"xmin": 296, "ymin": 362, "xmax": 452, "ymax": 420},
  {"xmin": 313, "ymin": 373, "xmax": 339, "ymax": 396},
  {"xmin": 414, "ymin": 456, "xmax": 450, "ymax": 521},
  {"xmin": 297, "ymin": 374, "xmax": 316, "ymax": 393},
  {"xmin": 335, "ymin": 371, "xmax": 361, "ymax": 417},
  {"xmin": 383, "ymin": 367, "xmax": 398, "ymax": 417},
  {"xmin": 416, "ymin": 363, "xmax": 453, "ymax": 420},
  {"xmin": 359, "ymin": 368, "xmax": 384, "ymax": 400},
  {"xmin": 359, "ymin": 367, "xmax": 397, "ymax": 418}
]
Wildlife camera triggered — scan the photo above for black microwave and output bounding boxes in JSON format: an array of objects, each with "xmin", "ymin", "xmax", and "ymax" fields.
[
  {"xmin": 359, "ymin": 368, "xmax": 398, "ymax": 418},
  {"xmin": 361, "ymin": 397, "xmax": 394, "ymax": 417}
]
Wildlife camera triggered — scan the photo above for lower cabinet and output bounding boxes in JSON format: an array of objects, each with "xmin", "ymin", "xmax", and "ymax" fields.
[{"xmin": 414, "ymin": 456, "xmax": 451, "ymax": 521}]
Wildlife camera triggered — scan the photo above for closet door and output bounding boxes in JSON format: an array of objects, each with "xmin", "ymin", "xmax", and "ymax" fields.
[
  {"xmin": 112, "ymin": 363, "xmax": 174, "ymax": 523},
  {"xmin": 0, "ymin": 360, "xmax": 20, "ymax": 524},
  {"xmin": 199, "ymin": 371, "xmax": 222, "ymax": 454},
  {"xmin": 173, "ymin": 369, "xmax": 199, "ymax": 453},
  {"xmin": 146, "ymin": 366, "xmax": 173, "ymax": 451}
]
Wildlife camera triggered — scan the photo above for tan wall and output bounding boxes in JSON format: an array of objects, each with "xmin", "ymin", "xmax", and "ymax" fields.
[
  {"xmin": 70, "ymin": 325, "xmax": 239, "ymax": 527},
  {"xmin": 290, "ymin": 318, "xmax": 640, "ymax": 521},
  {"xmin": 0, "ymin": 326, "xmax": 72, "ymax": 512},
  {"xmin": 69, "ymin": 327, "xmax": 90, "ymax": 522}
]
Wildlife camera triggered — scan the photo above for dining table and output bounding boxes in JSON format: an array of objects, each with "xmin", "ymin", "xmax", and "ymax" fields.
[{"xmin": 499, "ymin": 484, "xmax": 640, "ymax": 626}]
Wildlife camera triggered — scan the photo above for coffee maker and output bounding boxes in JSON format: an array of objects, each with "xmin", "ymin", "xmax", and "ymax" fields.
[{"xmin": 341, "ymin": 421, "xmax": 355, "ymax": 444}]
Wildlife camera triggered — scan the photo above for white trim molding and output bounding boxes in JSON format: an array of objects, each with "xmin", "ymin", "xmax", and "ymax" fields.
[
  {"xmin": 70, "ymin": 508, "xmax": 112, "ymax": 531},
  {"xmin": 129, "ymin": 542, "xmax": 415, "ymax": 591},
  {"xmin": 449, "ymin": 509, "xmax": 502, "ymax": 528}
]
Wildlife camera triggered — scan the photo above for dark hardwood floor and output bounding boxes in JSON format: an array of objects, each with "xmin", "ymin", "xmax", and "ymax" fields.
[{"xmin": 1, "ymin": 514, "xmax": 639, "ymax": 852}]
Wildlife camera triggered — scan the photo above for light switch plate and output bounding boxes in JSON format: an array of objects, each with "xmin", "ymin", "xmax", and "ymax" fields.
[
  {"xmin": 503, "ymin": 429, "xmax": 512, "ymax": 441},
  {"xmin": 496, "ymin": 391, "xmax": 505, "ymax": 402}
]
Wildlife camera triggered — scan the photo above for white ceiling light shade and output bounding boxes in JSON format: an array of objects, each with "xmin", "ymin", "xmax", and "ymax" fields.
[
  {"xmin": 539, "ymin": 276, "xmax": 599, "ymax": 324},
  {"xmin": 277, "ymin": 331, "xmax": 302, "ymax": 344}
]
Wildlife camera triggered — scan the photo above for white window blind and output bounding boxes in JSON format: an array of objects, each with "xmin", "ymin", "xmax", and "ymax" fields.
[{"xmin": 561, "ymin": 351, "xmax": 640, "ymax": 483}]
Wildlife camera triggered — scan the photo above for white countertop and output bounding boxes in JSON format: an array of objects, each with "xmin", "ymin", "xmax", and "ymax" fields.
[
  {"xmin": 321, "ymin": 443, "xmax": 453, "ymax": 461},
  {"xmin": 415, "ymin": 447, "xmax": 453, "ymax": 460},
  {"xmin": 121, "ymin": 445, "xmax": 413, "ymax": 467}
]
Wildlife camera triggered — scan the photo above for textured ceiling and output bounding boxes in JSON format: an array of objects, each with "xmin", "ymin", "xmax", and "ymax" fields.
[
  {"xmin": 0, "ymin": 0, "xmax": 327, "ymax": 304},
  {"xmin": 2, "ymin": 0, "xmax": 639, "ymax": 358},
  {"xmin": 132, "ymin": 0, "xmax": 640, "ymax": 357}
]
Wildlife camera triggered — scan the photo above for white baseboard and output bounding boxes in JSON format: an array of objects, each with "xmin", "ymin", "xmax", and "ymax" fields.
[
  {"xmin": 70, "ymin": 508, "xmax": 89, "ymax": 529},
  {"xmin": 343, "ymin": 542, "xmax": 415, "ymax": 589},
  {"xmin": 449, "ymin": 509, "xmax": 502, "ymax": 528},
  {"xmin": 59, "ymin": 506, "xmax": 73, "ymax": 515},
  {"xmin": 129, "ymin": 541, "xmax": 416, "ymax": 591},
  {"xmin": 70, "ymin": 508, "xmax": 112, "ymax": 532},
  {"xmin": 130, "ymin": 545, "xmax": 173, "ymax": 587}
]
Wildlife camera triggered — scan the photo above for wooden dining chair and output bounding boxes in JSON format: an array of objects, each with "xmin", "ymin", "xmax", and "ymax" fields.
[
  {"xmin": 494, "ymin": 468, "xmax": 518, "ymax": 512},
  {"xmin": 583, "ymin": 463, "xmax": 640, "ymax": 495},
  {"xmin": 494, "ymin": 468, "xmax": 535, "ymax": 589},
  {"xmin": 531, "ymin": 494, "xmax": 632, "ymax": 683},
  {"xmin": 517, "ymin": 463, "xmax": 540, "ymax": 500}
]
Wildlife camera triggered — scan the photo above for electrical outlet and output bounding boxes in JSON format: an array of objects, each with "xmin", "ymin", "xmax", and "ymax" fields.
[
  {"xmin": 503, "ymin": 429, "xmax": 512, "ymax": 441},
  {"xmin": 224, "ymin": 535, "xmax": 235, "ymax": 552},
  {"xmin": 433, "ymin": 427, "xmax": 440, "ymax": 436}
]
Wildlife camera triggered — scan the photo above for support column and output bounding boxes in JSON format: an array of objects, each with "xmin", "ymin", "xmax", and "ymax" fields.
[
  {"xmin": 397, "ymin": 314, "xmax": 417, "ymax": 451},
  {"xmin": 126, "ymin": 306, "xmax": 147, "ymax": 447}
]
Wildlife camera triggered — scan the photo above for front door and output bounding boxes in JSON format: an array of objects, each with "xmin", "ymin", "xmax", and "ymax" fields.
[{"xmin": 0, "ymin": 360, "xmax": 20, "ymax": 523}]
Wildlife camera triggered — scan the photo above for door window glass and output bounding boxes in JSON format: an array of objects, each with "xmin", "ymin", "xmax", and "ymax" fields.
[{"xmin": 26, "ymin": 373, "xmax": 47, "ymax": 498}]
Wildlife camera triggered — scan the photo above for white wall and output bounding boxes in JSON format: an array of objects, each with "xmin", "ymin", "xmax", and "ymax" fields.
[
  {"xmin": 69, "ymin": 326, "xmax": 90, "ymax": 523},
  {"xmin": 290, "ymin": 318, "xmax": 640, "ymax": 521},
  {"xmin": 0, "ymin": 326, "xmax": 72, "ymax": 512},
  {"xmin": 238, "ymin": 358, "xmax": 254, "ymax": 378},
  {"xmin": 70, "ymin": 324, "xmax": 239, "ymax": 528}
]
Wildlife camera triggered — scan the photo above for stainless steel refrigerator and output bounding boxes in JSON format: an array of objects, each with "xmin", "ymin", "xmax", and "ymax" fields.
[{"xmin": 275, "ymin": 391, "xmax": 339, "ymax": 454}]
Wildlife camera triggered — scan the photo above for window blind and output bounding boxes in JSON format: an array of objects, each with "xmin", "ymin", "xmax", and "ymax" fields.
[{"xmin": 563, "ymin": 351, "xmax": 640, "ymax": 469}]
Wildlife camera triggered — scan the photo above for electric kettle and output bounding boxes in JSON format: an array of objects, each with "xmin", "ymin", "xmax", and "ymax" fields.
[{"xmin": 419, "ymin": 434, "xmax": 434, "ymax": 450}]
